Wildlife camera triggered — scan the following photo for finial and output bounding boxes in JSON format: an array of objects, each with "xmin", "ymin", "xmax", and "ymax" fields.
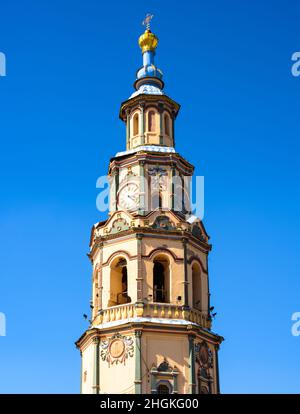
[
  {"xmin": 139, "ymin": 14, "xmax": 158, "ymax": 53},
  {"xmin": 142, "ymin": 13, "xmax": 154, "ymax": 31}
]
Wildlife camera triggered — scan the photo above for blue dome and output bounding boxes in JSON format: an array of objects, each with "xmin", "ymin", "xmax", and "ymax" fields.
[{"xmin": 136, "ymin": 63, "xmax": 163, "ymax": 80}]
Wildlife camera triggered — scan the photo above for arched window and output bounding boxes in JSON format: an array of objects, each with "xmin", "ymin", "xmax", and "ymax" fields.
[
  {"xmin": 164, "ymin": 113, "xmax": 170, "ymax": 136},
  {"xmin": 157, "ymin": 383, "xmax": 171, "ymax": 394},
  {"xmin": 148, "ymin": 110, "xmax": 156, "ymax": 132},
  {"xmin": 133, "ymin": 113, "xmax": 139, "ymax": 136},
  {"xmin": 109, "ymin": 258, "xmax": 131, "ymax": 307},
  {"xmin": 153, "ymin": 256, "xmax": 170, "ymax": 303},
  {"xmin": 192, "ymin": 263, "xmax": 201, "ymax": 310}
]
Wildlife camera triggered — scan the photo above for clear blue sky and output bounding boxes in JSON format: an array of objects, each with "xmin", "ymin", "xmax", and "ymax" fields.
[{"xmin": 0, "ymin": 0, "xmax": 299, "ymax": 393}]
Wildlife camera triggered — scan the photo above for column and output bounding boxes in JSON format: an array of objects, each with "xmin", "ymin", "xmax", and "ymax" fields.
[
  {"xmin": 215, "ymin": 345, "xmax": 220, "ymax": 394},
  {"xmin": 158, "ymin": 103, "xmax": 163, "ymax": 145},
  {"xmin": 139, "ymin": 161, "xmax": 146, "ymax": 215},
  {"xmin": 126, "ymin": 110, "xmax": 130, "ymax": 150},
  {"xmin": 172, "ymin": 111, "xmax": 175, "ymax": 147},
  {"xmin": 150, "ymin": 369, "xmax": 157, "ymax": 394},
  {"xmin": 134, "ymin": 330, "xmax": 142, "ymax": 394},
  {"xmin": 182, "ymin": 238, "xmax": 189, "ymax": 308},
  {"xmin": 173, "ymin": 368, "xmax": 179, "ymax": 394},
  {"xmin": 98, "ymin": 242, "xmax": 103, "ymax": 311},
  {"xmin": 136, "ymin": 234, "xmax": 143, "ymax": 303},
  {"xmin": 114, "ymin": 167, "xmax": 119, "ymax": 211},
  {"xmin": 140, "ymin": 103, "xmax": 145, "ymax": 145},
  {"xmin": 188, "ymin": 335, "xmax": 196, "ymax": 394},
  {"xmin": 92, "ymin": 337, "xmax": 100, "ymax": 394},
  {"xmin": 171, "ymin": 165, "xmax": 175, "ymax": 210},
  {"xmin": 80, "ymin": 351, "xmax": 83, "ymax": 394}
]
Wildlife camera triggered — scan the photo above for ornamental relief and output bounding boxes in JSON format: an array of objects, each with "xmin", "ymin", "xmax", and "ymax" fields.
[
  {"xmin": 148, "ymin": 166, "xmax": 168, "ymax": 191},
  {"xmin": 151, "ymin": 215, "xmax": 176, "ymax": 230},
  {"xmin": 195, "ymin": 341, "xmax": 214, "ymax": 369},
  {"xmin": 100, "ymin": 333, "xmax": 134, "ymax": 366},
  {"xmin": 110, "ymin": 217, "xmax": 129, "ymax": 234}
]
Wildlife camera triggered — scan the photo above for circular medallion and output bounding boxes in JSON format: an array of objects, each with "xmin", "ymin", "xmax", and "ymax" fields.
[{"xmin": 109, "ymin": 339, "xmax": 125, "ymax": 359}]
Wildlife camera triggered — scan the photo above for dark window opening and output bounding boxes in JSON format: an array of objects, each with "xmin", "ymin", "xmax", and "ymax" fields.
[
  {"xmin": 153, "ymin": 262, "xmax": 166, "ymax": 303},
  {"xmin": 164, "ymin": 114, "xmax": 170, "ymax": 136},
  {"xmin": 117, "ymin": 266, "xmax": 130, "ymax": 305},
  {"xmin": 148, "ymin": 111, "xmax": 156, "ymax": 132},
  {"xmin": 157, "ymin": 384, "xmax": 170, "ymax": 394},
  {"xmin": 133, "ymin": 114, "xmax": 139, "ymax": 136}
]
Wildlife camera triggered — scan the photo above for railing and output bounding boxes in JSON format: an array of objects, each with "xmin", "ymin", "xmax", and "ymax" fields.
[{"xmin": 93, "ymin": 302, "xmax": 211, "ymax": 329}]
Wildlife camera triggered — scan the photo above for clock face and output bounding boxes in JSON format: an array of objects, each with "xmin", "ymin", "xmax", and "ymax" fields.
[{"xmin": 117, "ymin": 183, "xmax": 139, "ymax": 211}]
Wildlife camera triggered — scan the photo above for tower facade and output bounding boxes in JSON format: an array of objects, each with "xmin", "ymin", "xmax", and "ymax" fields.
[{"xmin": 76, "ymin": 22, "xmax": 223, "ymax": 395}]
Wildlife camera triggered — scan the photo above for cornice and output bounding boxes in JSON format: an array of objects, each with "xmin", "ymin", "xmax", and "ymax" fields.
[
  {"xmin": 89, "ymin": 227, "xmax": 211, "ymax": 260},
  {"xmin": 108, "ymin": 151, "xmax": 194, "ymax": 176},
  {"xmin": 119, "ymin": 93, "xmax": 180, "ymax": 121},
  {"xmin": 76, "ymin": 322, "xmax": 223, "ymax": 350}
]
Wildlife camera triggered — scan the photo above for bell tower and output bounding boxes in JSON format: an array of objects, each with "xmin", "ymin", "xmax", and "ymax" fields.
[{"xmin": 76, "ymin": 16, "xmax": 223, "ymax": 395}]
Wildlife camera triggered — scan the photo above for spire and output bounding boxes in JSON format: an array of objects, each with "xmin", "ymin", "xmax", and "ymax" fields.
[{"xmin": 131, "ymin": 14, "xmax": 164, "ymax": 98}]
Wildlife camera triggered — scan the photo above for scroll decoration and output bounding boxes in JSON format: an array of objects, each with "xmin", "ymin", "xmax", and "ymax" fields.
[{"xmin": 100, "ymin": 333, "xmax": 134, "ymax": 366}]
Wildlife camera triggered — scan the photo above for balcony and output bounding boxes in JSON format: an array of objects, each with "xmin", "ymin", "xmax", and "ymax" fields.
[{"xmin": 93, "ymin": 302, "xmax": 211, "ymax": 329}]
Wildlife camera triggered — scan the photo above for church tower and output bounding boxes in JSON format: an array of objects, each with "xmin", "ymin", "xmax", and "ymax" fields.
[{"xmin": 76, "ymin": 17, "xmax": 223, "ymax": 395}]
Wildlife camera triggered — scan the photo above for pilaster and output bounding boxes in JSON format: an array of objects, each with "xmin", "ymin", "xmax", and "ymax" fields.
[
  {"xmin": 126, "ymin": 109, "xmax": 130, "ymax": 149},
  {"xmin": 182, "ymin": 238, "xmax": 189, "ymax": 308},
  {"xmin": 92, "ymin": 337, "xmax": 100, "ymax": 394},
  {"xmin": 134, "ymin": 330, "xmax": 142, "ymax": 394},
  {"xmin": 188, "ymin": 334, "xmax": 196, "ymax": 394}
]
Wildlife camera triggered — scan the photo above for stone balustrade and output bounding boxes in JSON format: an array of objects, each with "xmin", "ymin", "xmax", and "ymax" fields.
[{"xmin": 93, "ymin": 302, "xmax": 211, "ymax": 329}]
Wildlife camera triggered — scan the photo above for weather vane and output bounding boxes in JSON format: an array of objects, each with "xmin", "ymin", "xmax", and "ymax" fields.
[{"xmin": 142, "ymin": 13, "xmax": 154, "ymax": 31}]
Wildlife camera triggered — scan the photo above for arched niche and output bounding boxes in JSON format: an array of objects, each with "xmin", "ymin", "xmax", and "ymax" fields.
[{"xmin": 108, "ymin": 257, "xmax": 131, "ymax": 307}]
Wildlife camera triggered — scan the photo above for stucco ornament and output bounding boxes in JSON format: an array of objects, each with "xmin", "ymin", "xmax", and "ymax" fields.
[
  {"xmin": 100, "ymin": 333, "xmax": 134, "ymax": 366},
  {"xmin": 195, "ymin": 341, "xmax": 214, "ymax": 368},
  {"xmin": 110, "ymin": 217, "xmax": 129, "ymax": 234},
  {"xmin": 148, "ymin": 166, "xmax": 168, "ymax": 191},
  {"xmin": 152, "ymin": 215, "xmax": 176, "ymax": 230}
]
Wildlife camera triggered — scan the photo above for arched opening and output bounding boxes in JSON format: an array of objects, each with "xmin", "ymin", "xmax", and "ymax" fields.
[
  {"xmin": 192, "ymin": 263, "xmax": 201, "ymax": 310},
  {"xmin": 133, "ymin": 113, "xmax": 139, "ymax": 136},
  {"xmin": 153, "ymin": 256, "xmax": 170, "ymax": 303},
  {"xmin": 148, "ymin": 110, "xmax": 156, "ymax": 132},
  {"xmin": 108, "ymin": 258, "xmax": 131, "ymax": 307},
  {"xmin": 164, "ymin": 113, "xmax": 170, "ymax": 136},
  {"xmin": 157, "ymin": 383, "xmax": 171, "ymax": 394}
]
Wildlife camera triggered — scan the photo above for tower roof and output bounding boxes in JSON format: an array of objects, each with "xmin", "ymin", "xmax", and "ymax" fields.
[{"xmin": 131, "ymin": 15, "xmax": 164, "ymax": 98}]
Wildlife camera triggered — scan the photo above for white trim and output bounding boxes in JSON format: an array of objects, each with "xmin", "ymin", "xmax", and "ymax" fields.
[{"xmin": 115, "ymin": 145, "xmax": 176, "ymax": 158}]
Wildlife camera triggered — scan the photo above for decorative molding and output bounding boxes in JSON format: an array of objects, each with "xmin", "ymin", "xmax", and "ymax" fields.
[
  {"xmin": 151, "ymin": 215, "xmax": 176, "ymax": 230},
  {"xmin": 100, "ymin": 333, "xmax": 134, "ymax": 366},
  {"xmin": 187, "ymin": 254, "xmax": 208, "ymax": 274},
  {"xmin": 110, "ymin": 218, "xmax": 130, "ymax": 234},
  {"xmin": 102, "ymin": 250, "xmax": 137, "ymax": 267},
  {"xmin": 195, "ymin": 341, "xmax": 214, "ymax": 369},
  {"xmin": 191, "ymin": 223, "xmax": 206, "ymax": 242},
  {"xmin": 146, "ymin": 247, "xmax": 183, "ymax": 263}
]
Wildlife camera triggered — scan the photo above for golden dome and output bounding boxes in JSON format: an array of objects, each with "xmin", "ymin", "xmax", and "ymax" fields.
[{"xmin": 138, "ymin": 29, "xmax": 158, "ymax": 53}]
